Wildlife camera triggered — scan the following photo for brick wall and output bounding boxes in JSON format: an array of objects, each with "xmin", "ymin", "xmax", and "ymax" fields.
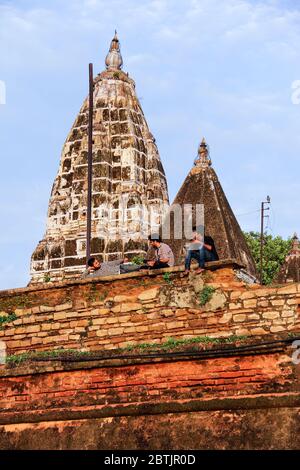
[
  {"xmin": 1, "ymin": 262, "xmax": 300, "ymax": 449},
  {"xmin": 0, "ymin": 350, "xmax": 294, "ymax": 416},
  {"xmin": 0, "ymin": 263, "xmax": 300, "ymax": 355},
  {"xmin": 0, "ymin": 342, "xmax": 299, "ymax": 449}
]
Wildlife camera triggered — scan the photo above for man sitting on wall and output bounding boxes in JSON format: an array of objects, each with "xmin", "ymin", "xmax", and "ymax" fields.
[
  {"xmin": 145, "ymin": 235, "xmax": 175, "ymax": 269},
  {"xmin": 184, "ymin": 227, "xmax": 219, "ymax": 275}
]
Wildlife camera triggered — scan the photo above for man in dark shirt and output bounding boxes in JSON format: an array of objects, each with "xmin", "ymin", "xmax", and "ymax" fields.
[
  {"xmin": 184, "ymin": 230, "xmax": 219, "ymax": 275},
  {"xmin": 203, "ymin": 236, "xmax": 219, "ymax": 261}
]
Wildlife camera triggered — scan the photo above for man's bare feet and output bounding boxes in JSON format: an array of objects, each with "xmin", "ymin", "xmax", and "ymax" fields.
[
  {"xmin": 181, "ymin": 270, "xmax": 190, "ymax": 277},
  {"xmin": 196, "ymin": 268, "xmax": 205, "ymax": 274}
]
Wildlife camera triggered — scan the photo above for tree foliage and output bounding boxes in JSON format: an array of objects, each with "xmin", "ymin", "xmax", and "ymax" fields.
[{"xmin": 243, "ymin": 231, "xmax": 292, "ymax": 285}]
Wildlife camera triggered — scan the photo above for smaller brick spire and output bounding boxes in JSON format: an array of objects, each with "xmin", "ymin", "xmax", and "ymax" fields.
[
  {"xmin": 163, "ymin": 139, "xmax": 257, "ymax": 277},
  {"xmin": 290, "ymin": 233, "xmax": 300, "ymax": 255},
  {"xmin": 276, "ymin": 232, "xmax": 300, "ymax": 283},
  {"xmin": 105, "ymin": 31, "xmax": 123, "ymax": 71}
]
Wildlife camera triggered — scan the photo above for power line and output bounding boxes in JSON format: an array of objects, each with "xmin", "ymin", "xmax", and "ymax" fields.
[{"xmin": 237, "ymin": 209, "xmax": 260, "ymax": 217}]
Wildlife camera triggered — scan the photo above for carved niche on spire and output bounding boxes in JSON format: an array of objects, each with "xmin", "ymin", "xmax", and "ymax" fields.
[{"xmin": 105, "ymin": 31, "xmax": 123, "ymax": 71}]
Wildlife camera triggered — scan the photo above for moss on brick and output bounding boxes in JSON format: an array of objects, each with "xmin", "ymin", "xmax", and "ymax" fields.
[
  {"xmin": 0, "ymin": 295, "xmax": 33, "ymax": 314},
  {"xmin": 0, "ymin": 312, "xmax": 17, "ymax": 329},
  {"xmin": 5, "ymin": 335, "xmax": 249, "ymax": 366}
]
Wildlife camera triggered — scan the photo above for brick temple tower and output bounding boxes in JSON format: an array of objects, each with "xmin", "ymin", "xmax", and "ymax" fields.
[
  {"xmin": 30, "ymin": 33, "xmax": 169, "ymax": 283},
  {"xmin": 277, "ymin": 233, "xmax": 300, "ymax": 283},
  {"xmin": 163, "ymin": 138, "xmax": 257, "ymax": 277}
]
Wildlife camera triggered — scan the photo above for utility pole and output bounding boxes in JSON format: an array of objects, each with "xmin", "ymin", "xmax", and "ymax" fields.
[
  {"xmin": 86, "ymin": 63, "xmax": 94, "ymax": 265},
  {"xmin": 260, "ymin": 195, "xmax": 271, "ymax": 284}
]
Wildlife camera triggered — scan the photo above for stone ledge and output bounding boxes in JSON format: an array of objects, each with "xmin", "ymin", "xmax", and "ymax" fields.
[
  {"xmin": 0, "ymin": 334, "xmax": 296, "ymax": 377},
  {"xmin": 1, "ymin": 258, "xmax": 245, "ymax": 296},
  {"xmin": 0, "ymin": 393, "xmax": 299, "ymax": 426}
]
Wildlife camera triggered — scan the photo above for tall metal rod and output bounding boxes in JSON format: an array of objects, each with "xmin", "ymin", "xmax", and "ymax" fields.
[
  {"xmin": 260, "ymin": 196, "xmax": 271, "ymax": 285},
  {"xmin": 86, "ymin": 63, "xmax": 94, "ymax": 265}
]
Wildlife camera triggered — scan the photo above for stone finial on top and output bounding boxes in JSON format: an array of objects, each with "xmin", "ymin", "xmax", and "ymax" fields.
[
  {"xmin": 105, "ymin": 31, "xmax": 123, "ymax": 71},
  {"xmin": 194, "ymin": 137, "xmax": 212, "ymax": 168}
]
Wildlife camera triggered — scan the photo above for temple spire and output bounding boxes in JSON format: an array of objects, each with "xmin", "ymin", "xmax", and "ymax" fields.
[
  {"xmin": 105, "ymin": 31, "xmax": 123, "ymax": 71},
  {"xmin": 194, "ymin": 137, "xmax": 212, "ymax": 168},
  {"xmin": 290, "ymin": 233, "xmax": 300, "ymax": 255},
  {"xmin": 163, "ymin": 137, "xmax": 257, "ymax": 277},
  {"xmin": 30, "ymin": 34, "xmax": 169, "ymax": 283},
  {"xmin": 276, "ymin": 232, "xmax": 300, "ymax": 283}
]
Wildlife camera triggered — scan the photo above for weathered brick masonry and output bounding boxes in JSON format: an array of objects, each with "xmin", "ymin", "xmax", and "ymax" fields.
[
  {"xmin": 30, "ymin": 33, "xmax": 169, "ymax": 283},
  {"xmin": 0, "ymin": 261, "xmax": 299, "ymax": 355},
  {"xmin": 0, "ymin": 343, "xmax": 300, "ymax": 449},
  {"xmin": 0, "ymin": 262, "xmax": 300, "ymax": 449}
]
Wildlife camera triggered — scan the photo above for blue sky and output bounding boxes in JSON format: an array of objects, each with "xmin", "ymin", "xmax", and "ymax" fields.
[{"xmin": 0, "ymin": 0, "xmax": 299, "ymax": 290}]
